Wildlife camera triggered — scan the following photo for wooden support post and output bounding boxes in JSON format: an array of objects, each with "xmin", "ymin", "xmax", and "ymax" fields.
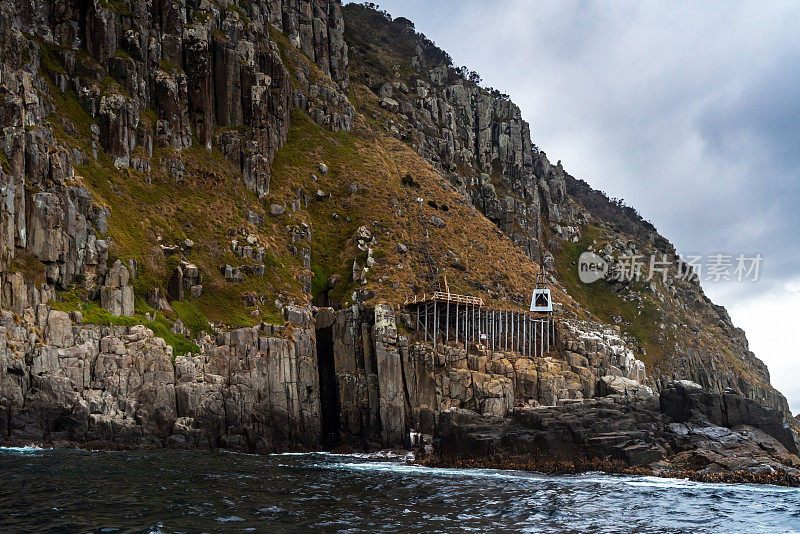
[
  {"xmin": 464, "ymin": 304, "xmax": 468, "ymax": 349},
  {"xmin": 433, "ymin": 300, "xmax": 438, "ymax": 349},
  {"xmin": 472, "ymin": 305, "xmax": 476, "ymax": 344},
  {"xmin": 491, "ymin": 309, "xmax": 495, "ymax": 352},
  {"xmin": 533, "ymin": 317, "xmax": 537, "ymax": 357},
  {"xmin": 464, "ymin": 303, "xmax": 468, "ymax": 351},
  {"xmin": 499, "ymin": 309, "xmax": 503, "ymax": 351},
  {"xmin": 540, "ymin": 318, "xmax": 544, "ymax": 357},
  {"xmin": 484, "ymin": 308, "xmax": 488, "ymax": 348},
  {"xmin": 528, "ymin": 316, "xmax": 531, "ymax": 356},
  {"xmin": 504, "ymin": 309, "xmax": 508, "ymax": 352},
  {"xmin": 529, "ymin": 317, "xmax": 533, "ymax": 356},
  {"xmin": 446, "ymin": 300, "xmax": 450, "ymax": 344},
  {"xmin": 523, "ymin": 314, "xmax": 527, "ymax": 356},
  {"xmin": 527, "ymin": 317, "xmax": 532, "ymax": 356},
  {"xmin": 512, "ymin": 311, "xmax": 515, "ymax": 353},
  {"xmin": 467, "ymin": 304, "xmax": 471, "ymax": 346},
  {"xmin": 455, "ymin": 303, "xmax": 459, "ymax": 345},
  {"xmin": 424, "ymin": 302, "xmax": 429, "ymax": 342},
  {"xmin": 468, "ymin": 304, "xmax": 471, "ymax": 345},
  {"xmin": 470, "ymin": 303, "xmax": 474, "ymax": 346},
  {"xmin": 509, "ymin": 310, "xmax": 513, "ymax": 353},
  {"xmin": 471, "ymin": 304, "xmax": 474, "ymax": 344}
]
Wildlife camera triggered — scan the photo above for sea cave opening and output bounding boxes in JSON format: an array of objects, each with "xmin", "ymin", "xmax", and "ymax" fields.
[{"xmin": 316, "ymin": 323, "xmax": 340, "ymax": 448}]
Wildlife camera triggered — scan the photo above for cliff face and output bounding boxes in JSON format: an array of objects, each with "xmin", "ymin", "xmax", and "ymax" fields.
[
  {"xmin": 0, "ymin": 0, "xmax": 354, "ymax": 322},
  {"xmin": 341, "ymin": 4, "xmax": 789, "ymax": 416},
  {"xmin": 0, "ymin": 305, "xmax": 322, "ymax": 450},
  {"xmin": 0, "ymin": 0, "xmax": 794, "ymax": 468},
  {"xmin": 0, "ymin": 300, "xmax": 651, "ymax": 451},
  {"xmin": 344, "ymin": 5, "xmax": 576, "ymax": 266}
]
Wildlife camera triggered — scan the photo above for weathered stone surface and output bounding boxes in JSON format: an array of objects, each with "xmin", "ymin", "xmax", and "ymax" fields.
[
  {"xmin": 660, "ymin": 380, "xmax": 799, "ymax": 456},
  {"xmin": 430, "ymin": 215, "xmax": 446, "ymax": 228},
  {"xmin": 99, "ymin": 261, "xmax": 134, "ymax": 317},
  {"xmin": 434, "ymin": 383, "xmax": 800, "ymax": 481},
  {"xmin": 374, "ymin": 304, "xmax": 406, "ymax": 445},
  {"xmin": 597, "ymin": 375, "xmax": 654, "ymax": 400},
  {"xmin": 0, "ymin": 305, "xmax": 322, "ymax": 452}
]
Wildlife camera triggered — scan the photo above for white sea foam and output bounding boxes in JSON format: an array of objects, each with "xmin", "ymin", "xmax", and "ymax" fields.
[
  {"xmin": 0, "ymin": 444, "xmax": 45, "ymax": 453},
  {"xmin": 577, "ymin": 474, "xmax": 800, "ymax": 494},
  {"xmin": 320, "ymin": 460, "xmax": 545, "ymax": 482},
  {"xmin": 271, "ymin": 450, "xmax": 414, "ymax": 461}
]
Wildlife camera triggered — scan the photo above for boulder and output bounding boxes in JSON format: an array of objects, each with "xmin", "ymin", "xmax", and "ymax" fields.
[
  {"xmin": 596, "ymin": 375, "xmax": 653, "ymax": 399},
  {"xmin": 379, "ymin": 97, "xmax": 399, "ymax": 113}
]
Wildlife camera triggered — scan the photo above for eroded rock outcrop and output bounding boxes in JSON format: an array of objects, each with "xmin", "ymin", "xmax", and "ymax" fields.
[
  {"xmin": 0, "ymin": 0, "xmax": 353, "ymax": 308},
  {"xmin": 434, "ymin": 380, "xmax": 800, "ymax": 483},
  {"xmin": 344, "ymin": 4, "xmax": 576, "ymax": 264},
  {"xmin": 0, "ymin": 304, "xmax": 321, "ymax": 452}
]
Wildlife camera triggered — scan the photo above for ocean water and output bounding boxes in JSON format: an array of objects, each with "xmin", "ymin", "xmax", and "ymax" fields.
[{"xmin": 1, "ymin": 446, "xmax": 798, "ymax": 533}]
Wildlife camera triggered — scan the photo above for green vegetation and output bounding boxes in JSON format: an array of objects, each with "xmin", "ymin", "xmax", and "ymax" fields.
[
  {"xmin": 271, "ymin": 110, "xmax": 364, "ymax": 305},
  {"xmin": 170, "ymin": 301, "xmax": 211, "ymax": 336},
  {"xmin": 553, "ymin": 225, "xmax": 669, "ymax": 366},
  {"xmin": 34, "ymin": 40, "xmax": 304, "ymax": 329},
  {"xmin": 50, "ymin": 291, "xmax": 200, "ymax": 357},
  {"xmin": 0, "ymin": 148, "xmax": 11, "ymax": 174},
  {"xmin": 9, "ymin": 250, "xmax": 46, "ymax": 285}
]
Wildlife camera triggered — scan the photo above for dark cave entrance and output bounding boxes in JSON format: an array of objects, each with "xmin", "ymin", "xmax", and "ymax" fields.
[{"xmin": 316, "ymin": 324, "xmax": 340, "ymax": 447}]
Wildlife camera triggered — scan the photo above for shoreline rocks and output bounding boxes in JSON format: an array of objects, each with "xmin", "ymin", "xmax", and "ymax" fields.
[
  {"xmin": 431, "ymin": 380, "xmax": 800, "ymax": 486},
  {"xmin": 1, "ymin": 301, "xmax": 797, "ymax": 488}
]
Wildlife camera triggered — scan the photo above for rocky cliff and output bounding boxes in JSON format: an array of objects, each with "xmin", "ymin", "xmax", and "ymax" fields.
[
  {"xmin": 345, "ymin": 5, "xmax": 575, "ymax": 265},
  {"xmin": 0, "ymin": 0, "xmax": 796, "ymax": 482},
  {"xmin": 341, "ymin": 4, "xmax": 789, "ymax": 416}
]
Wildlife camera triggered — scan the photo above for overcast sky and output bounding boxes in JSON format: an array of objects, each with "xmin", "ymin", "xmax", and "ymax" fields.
[{"xmin": 347, "ymin": 1, "xmax": 800, "ymax": 413}]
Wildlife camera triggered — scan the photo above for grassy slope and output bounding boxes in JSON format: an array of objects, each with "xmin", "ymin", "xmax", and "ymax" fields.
[
  {"xmin": 36, "ymin": 42, "xmax": 302, "ymax": 353},
  {"xmin": 552, "ymin": 225, "xmax": 671, "ymax": 369},
  {"xmin": 271, "ymin": 88, "xmax": 570, "ymax": 312},
  {"xmin": 36, "ymin": 22, "xmax": 563, "ymax": 361}
]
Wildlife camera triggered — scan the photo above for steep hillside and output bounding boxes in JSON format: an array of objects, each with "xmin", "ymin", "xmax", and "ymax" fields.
[
  {"xmin": 0, "ymin": 0, "xmax": 795, "ymax": 465},
  {"xmin": 341, "ymin": 3, "xmax": 789, "ymax": 414}
]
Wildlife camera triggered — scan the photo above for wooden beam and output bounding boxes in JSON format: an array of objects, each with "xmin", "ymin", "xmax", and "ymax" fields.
[
  {"xmin": 446, "ymin": 299, "xmax": 450, "ymax": 343},
  {"xmin": 433, "ymin": 300, "xmax": 438, "ymax": 349}
]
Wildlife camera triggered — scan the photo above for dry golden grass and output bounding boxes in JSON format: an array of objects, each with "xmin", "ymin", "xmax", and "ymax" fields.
[{"xmin": 270, "ymin": 100, "xmax": 578, "ymax": 314}]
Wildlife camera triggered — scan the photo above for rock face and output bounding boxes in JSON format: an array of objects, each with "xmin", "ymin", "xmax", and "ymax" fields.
[
  {"xmin": 435, "ymin": 380, "xmax": 800, "ymax": 482},
  {"xmin": 99, "ymin": 260, "xmax": 134, "ymax": 316},
  {"xmin": 0, "ymin": 0, "xmax": 794, "ymax": 486},
  {"xmin": 343, "ymin": 4, "xmax": 791, "ymax": 419},
  {"xmin": 344, "ymin": 5, "xmax": 576, "ymax": 264},
  {"xmin": 0, "ymin": 0, "xmax": 353, "ymax": 307},
  {"xmin": 0, "ymin": 305, "xmax": 321, "ymax": 451},
  {"xmin": 2, "ymin": 295, "xmax": 799, "ymax": 487}
]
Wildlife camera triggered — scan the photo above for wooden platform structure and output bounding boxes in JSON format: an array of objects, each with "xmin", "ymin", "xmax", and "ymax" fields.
[{"xmin": 404, "ymin": 290, "xmax": 556, "ymax": 357}]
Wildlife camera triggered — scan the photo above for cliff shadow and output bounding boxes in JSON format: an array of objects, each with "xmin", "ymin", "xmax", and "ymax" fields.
[{"xmin": 316, "ymin": 320, "xmax": 341, "ymax": 447}]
